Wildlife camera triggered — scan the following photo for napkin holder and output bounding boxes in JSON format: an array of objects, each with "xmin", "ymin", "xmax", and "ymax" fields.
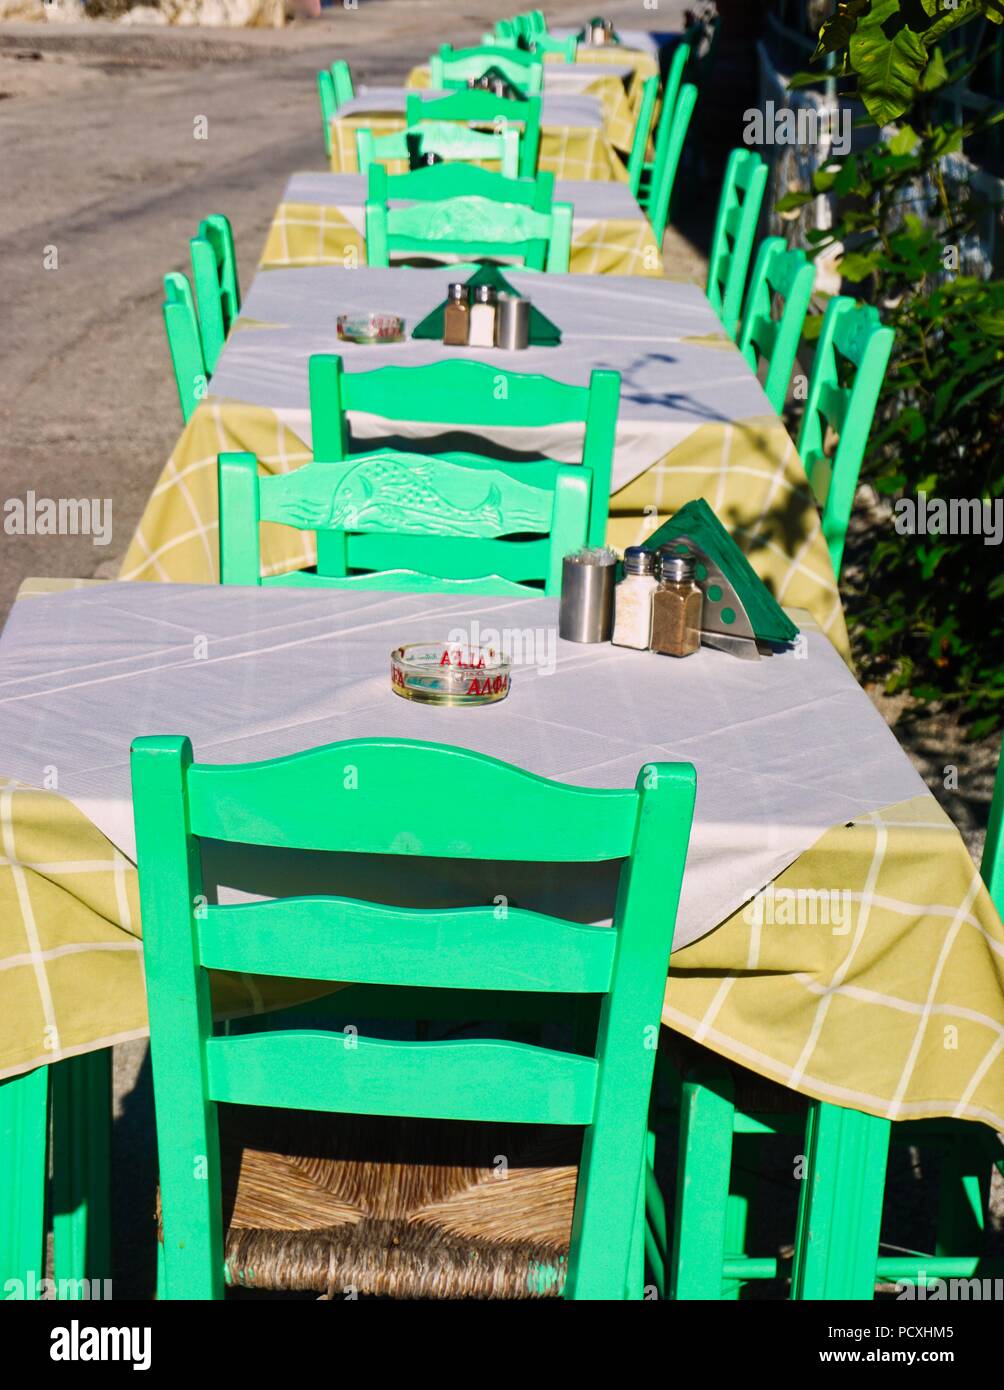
[{"xmin": 643, "ymin": 499, "xmax": 799, "ymax": 661}]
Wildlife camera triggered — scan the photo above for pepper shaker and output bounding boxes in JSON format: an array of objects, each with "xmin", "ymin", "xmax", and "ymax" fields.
[
  {"xmin": 443, "ymin": 282, "xmax": 471, "ymax": 346},
  {"xmin": 650, "ymin": 548, "xmax": 703, "ymax": 657}
]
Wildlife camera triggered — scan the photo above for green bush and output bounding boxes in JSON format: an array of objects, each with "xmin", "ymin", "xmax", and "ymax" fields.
[{"xmin": 778, "ymin": 117, "xmax": 1004, "ymax": 736}]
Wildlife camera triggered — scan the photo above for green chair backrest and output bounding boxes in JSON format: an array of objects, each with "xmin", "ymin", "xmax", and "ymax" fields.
[
  {"xmin": 736, "ymin": 236, "xmax": 816, "ymax": 415},
  {"xmin": 356, "ymin": 122, "xmax": 521, "ymax": 178},
  {"xmin": 985, "ymin": 735, "xmax": 1004, "ymax": 916},
  {"xmin": 431, "ymin": 45, "xmax": 544, "ymax": 96},
  {"xmin": 317, "ymin": 70, "xmax": 335, "ymax": 157},
  {"xmin": 309, "ymin": 352, "xmax": 619, "ymax": 548},
  {"xmin": 331, "ymin": 59, "xmax": 354, "ymax": 107},
  {"xmin": 318, "ymin": 62, "xmax": 355, "ymax": 156},
  {"xmin": 217, "ymin": 447, "xmax": 590, "ymax": 597},
  {"xmin": 161, "ymin": 272, "xmax": 206, "ymax": 425},
  {"xmin": 189, "ymin": 214, "xmax": 240, "ymax": 377},
  {"xmin": 132, "ymin": 733, "xmax": 696, "ymax": 1300},
  {"xmin": 641, "ymin": 42, "xmax": 698, "ymax": 242},
  {"xmin": 490, "ymin": 26, "xmax": 574, "ymax": 58},
  {"xmin": 797, "ymin": 296, "xmax": 895, "ymax": 578},
  {"xmin": 646, "ymin": 82, "xmax": 697, "ymax": 244},
  {"xmin": 405, "ymin": 90, "xmax": 542, "ymax": 178},
  {"xmin": 367, "ymin": 161, "xmax": 555, "ymax": 213},
  {"xmin": 364, "ymin": 193, "xmax": 573, "ymax": 273},
  {"xmin": 625, "ymin": 75, "xmax": 660, "ymax": 197},
  {"xmin": 706, "ymin": 148, "xmax": 768, "ymax": 340}
]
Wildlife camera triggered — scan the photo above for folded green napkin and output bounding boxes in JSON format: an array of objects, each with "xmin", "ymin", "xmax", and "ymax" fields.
[
  {"xmin": 412, "ymin": 264, "xmax": 561, "ymax": 345},
  {"xmin": 643, "ymin": 498, "xmax": 799, "ymax": 646}
]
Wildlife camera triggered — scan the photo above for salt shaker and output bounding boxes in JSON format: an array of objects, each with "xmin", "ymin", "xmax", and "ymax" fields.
[
  {"xmin": 650, "ymin": 549, "xmax": 703, "ymax": 657},
  {"xmin": 612, "ymin": 546, "xmax": 658, "ymax": 649},
  {"xmin": 443, "ymin": 282, "xmax": 470, "ymax": 346},
  {"xmin": 468, "ymin": 284, "xmax": 498, "ymax": 348}
]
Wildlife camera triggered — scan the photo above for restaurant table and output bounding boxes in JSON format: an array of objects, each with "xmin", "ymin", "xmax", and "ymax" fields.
[
  {"xmin": 259, "ymin": 172, "xmax": 664, "ymax": 277},
  {"xmin": 123, "ymin": 264, "xmax": 849, "ymax": 656},
  {"xmin": 1, "ymin": 578, "xmax": 1002, "ymax": 1135},
  {"xmin": 405, "ymin": 61, "xmax": 637, "ymax": 153},
  {"xmin": 327, "ymin": 87, "xmax": 628, "ymax": 181}
]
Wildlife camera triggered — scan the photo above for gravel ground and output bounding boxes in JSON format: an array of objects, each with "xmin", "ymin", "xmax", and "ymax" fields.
[{"xmin": 2, "ymin": 0, "xmax": 1000, "ymax": 1298}]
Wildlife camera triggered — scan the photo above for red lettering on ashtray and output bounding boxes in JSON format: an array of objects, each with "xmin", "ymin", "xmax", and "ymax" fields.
[
  {"xmin": 465, "ymin": 674, "xmax": 510, "ymax": 697},
  {"xmin": 441, "ymin": 648, "xmax": 492, "ymax": 670}
]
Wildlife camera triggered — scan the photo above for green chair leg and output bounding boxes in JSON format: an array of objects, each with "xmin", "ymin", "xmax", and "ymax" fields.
[
  {"xmin": 51, "ymin": 1049, "xmax": 112, "ymax": 1296},
  {"xmin": 670, "ymin": 1065, "xmax": 735, "ymax": 1298},
  {"xmin": 935, "ymin": 1129, "xmax": 989, "ymax": 1257},
  {"xmin": 792, "ymin": 1102, "xmax": 890, "ymax": 1299},
  {"xmin": 722, "ymin": 1183, "xmax": 751, "ymax": 1299},
  {"xmin": 0, "ymin": 1066, "xmax": 49, "ymax": 1298},
  {"xmin": 644, "ymin": 1127, "xmax": 668, "ymax": 1298}
]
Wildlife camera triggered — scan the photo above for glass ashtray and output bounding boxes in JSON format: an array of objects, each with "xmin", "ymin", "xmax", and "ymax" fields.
[
  {"xmin": 390, "ymin": 641, "xmax": 511, "ymax": 706},
  {"xmin": 336, "ymin": 312, "xmax": 405, "ymax": 344}
]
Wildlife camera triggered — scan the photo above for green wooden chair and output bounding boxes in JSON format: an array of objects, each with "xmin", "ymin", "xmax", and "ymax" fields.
[
  {"xmin": 218, "ymin": 448, "xmax": 590, "ymax": 597},
  {"xmin": 318, "ymin": 60, "xmax": 355, "ymax": 158},
  {"xmin": 366, "ymin": 160, "xmax": 555, "ymax": 213},
  {"xmin": 132, "ymin": 733, "xmax": 696, "ymax": 1299},
  {"xmin": 0, "ymin": 1051, "xmax": 111, "ymax": 1301},
  {"xmin": 309, "ymin": 353, "xmax": 619, "ymax": 549},
  {"xmin": 637, "ymin": 44, "xmax": 699, "ymax": 244},
  {"xmin": 364, "ymin": 192, "xmax": 573, "ymax": 272},
  {"xmin": 706, "ymin": 149, "xmax": 769, "ymax": 341},
  {"xmin": 658, "ymin": 730, "xmax": 1004, "ymax": 1301},
  {"xmin": 797, "ymin": 296, "xmax": 895, "ymax": 578},
  {"xmin": 161, "ymin": 271, "xmax": 207, "ymax": 425},
  {"xmin": 356, "ymin": 122, "xmax": 521, "ymax": 178},
  {"xmin": 490, "ymin": 17, "xmax": 576, "ymax": 60},
  {"xmin": 189, "ymin": 214, "xmax": 240, "ymax": 378},
  {"xmin": 625, "ymin": 76, "xmax": 659, "ymax": 198},
  {"xmin": 531, "ymin": 32, "xmax": 577, "ymax": 60},
  {"xmin": 405, "ymin": 90, "xmax": 542, "ymax": 178},
  {"xmin": 431, "ymin": 44, "xmax": 544, "ymax": 97},
  {"xmin": 736, "ymin": 236, "xmax": 816, "ymax": 415}
]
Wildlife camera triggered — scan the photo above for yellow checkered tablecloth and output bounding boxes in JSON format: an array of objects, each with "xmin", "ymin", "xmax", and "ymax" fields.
[
  {"xmin": 329, "ymin": 112, "xmax": 629, "ymax": 183},
  {"xmin": 406, "ymin": 63, "xmax": 636, "ymax": 154},
  {"xmin": 259, "ymin": 200, "xmax": 664, "ymax": 278},
  {"xmin": 2, "ymin": 581, "xmax": 1002, "ymax": 1130},
  {"xmin": 118, "ymin": 399, "xmax": 849, "ymax": 657}
]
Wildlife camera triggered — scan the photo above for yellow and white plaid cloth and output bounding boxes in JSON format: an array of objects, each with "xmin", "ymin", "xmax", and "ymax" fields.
[
  {"xmin": 259, "ymin": 200, "xmax": 664, "ymax": 278},
  {"xmin": 329, "ymin": 113, "xmax": 629, "ymax": 183},
  {"xmin": 119, "ymin": 398, "xmax": 849, "ymax": 658},
  {"xmin": 3, "ymin": 582, "xmax": 1002, "ymax": 1129},
  {"xmin": 406, "ymin": 63, "xmax": 637, "ymax": 154}
]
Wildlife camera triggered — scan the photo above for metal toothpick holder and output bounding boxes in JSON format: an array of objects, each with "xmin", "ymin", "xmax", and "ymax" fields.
[{"xmin": 559, "ymin": 547, "xmax": 616, "ymax": 642}]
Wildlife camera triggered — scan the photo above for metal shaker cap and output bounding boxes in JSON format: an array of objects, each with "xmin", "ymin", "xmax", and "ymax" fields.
[
  {"xmin": 473, "ymin": 284, "xmax": 498, "ymax": 304},
  {"xmin": 447, "ymin": 282, "xmax": 468, "ymax": 301},
  {"xmin": 623, "ymin": 546, "xmax": 656, "ymax": 576},
  {"xmin": 657, "ymin": 547, "xmax": 696, "ymax": 583}
]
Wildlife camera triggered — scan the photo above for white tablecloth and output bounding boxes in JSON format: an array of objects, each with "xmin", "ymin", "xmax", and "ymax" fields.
[
  {"xmin": 0, "ymin": 583, "xmax": 926, "ymax": 950},
  {"xmin": 219, "ymin": 265, "xmax": 766, "ymax": 491}
]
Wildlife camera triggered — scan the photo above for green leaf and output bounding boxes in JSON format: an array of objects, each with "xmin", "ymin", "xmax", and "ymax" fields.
[
  {"xmin": 839, "ymin": 250, "xmax": 882, "ymax": 280},
  {"xmin": 849, "ymin": 5, "xmax": 931, "ymax": 123},
  {"xmin": 918, "ymin": 45, "xmax": 949, "ymax": 89},
  {"xmin": 888, "ymin": 122, "xmax": 918, "ymax": 154}
]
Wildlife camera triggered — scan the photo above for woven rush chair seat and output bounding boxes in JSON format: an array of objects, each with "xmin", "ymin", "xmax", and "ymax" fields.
[{"xmin": 166, "ymin": 1107, "xmax": 584, "ymax": 1299}]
